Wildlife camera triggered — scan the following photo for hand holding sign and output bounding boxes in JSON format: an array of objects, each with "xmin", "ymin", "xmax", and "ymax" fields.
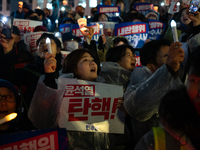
[
  {"xmin": 44, "ymin": 54, "xmax": 57, "ymax": 73},
  {"xmin": 166, "ymin": 42, "xmax": 184, "ymax": 72}
]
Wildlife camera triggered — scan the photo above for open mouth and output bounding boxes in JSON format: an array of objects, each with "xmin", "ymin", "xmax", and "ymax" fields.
[
  {"xmin": 131, "ymin": 63, "xmax": 135, "ymax": 67},
  {"xmin": 43, "ymin": 49, "xmax": 48, "ymax": 52},
  {"xmin": 90, "ymin": 69, "xmax": 96, "ymax": 72}
]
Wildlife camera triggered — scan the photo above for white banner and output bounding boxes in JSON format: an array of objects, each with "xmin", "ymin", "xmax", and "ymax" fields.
[
  {"xmin": 94, "ymin": 21, "xmax": 117, "ymax": 39},
  {"xmin": 58, "ymin": 78, "xmax": 124, "ymax": 134},
  {"xmin": 168, "ymin": 2, "xmax": 180, "ymax": 14},
  {"xmin": 14, "ymin": 19, "xmax": 42, "ymax": 40},
  {"xmin": 24, "ymin": 32, "xmax": 43, "ymax": 56}
]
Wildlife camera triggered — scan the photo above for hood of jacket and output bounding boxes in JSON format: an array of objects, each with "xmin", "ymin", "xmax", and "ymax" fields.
[
  {"xmin": 129, "ymin": 65, "xmax": 153, "ymax": 86},
  {"xmin": 99, "ymin": 62, "xmax": 131, "ymax": 91}
]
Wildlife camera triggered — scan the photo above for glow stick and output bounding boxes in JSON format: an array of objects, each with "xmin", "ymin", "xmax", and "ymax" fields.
[
  {"xmin": 46, "ymin": 37, "xmax": 52, "ymax": 53},
  {"xmin": 171, "ymin": 20, "xmax": 179, "ymax": 42},
  {"xmin": 0, "ymin": 113, "xmax": 17, "ymax": 125}
]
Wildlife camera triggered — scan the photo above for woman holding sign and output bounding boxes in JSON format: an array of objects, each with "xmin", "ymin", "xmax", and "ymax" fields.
[{"xmin": 28, "ymin": 48, "xmax": 115, "ymax": 149}]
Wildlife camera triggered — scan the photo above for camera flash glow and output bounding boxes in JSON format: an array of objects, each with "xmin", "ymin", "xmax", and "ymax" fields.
[
  {"xmin": 55, "ymin": 19, "xmax": 58, "ymax": 23},
  {"xmin": 116, "ymin": 13, "xmax": 120, "ymax": 16},
  {"xmin": 161, "ymin": 2, "xmax": 165, "ymax": 6},
  {"xmin": 177, "ymin": 2, "xmax": 180, "ymax": 6}
]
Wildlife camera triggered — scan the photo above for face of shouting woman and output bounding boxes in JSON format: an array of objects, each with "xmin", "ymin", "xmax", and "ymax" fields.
[{"xmin": 75, "ymin": 53, "xmax": 98, "ymax": 81}]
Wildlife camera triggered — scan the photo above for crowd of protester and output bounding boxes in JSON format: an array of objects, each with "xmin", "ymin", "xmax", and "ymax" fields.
[{"xmin": 0, "ymin": 0, "xmax": 200, "ymax": 149}]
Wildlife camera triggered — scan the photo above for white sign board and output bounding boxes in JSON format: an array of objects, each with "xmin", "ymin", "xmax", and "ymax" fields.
[
  {"xmin": 14, "ymin": 19, "xmax": 43, "ymax": 40},
  {"xmin": 93, "ymin": 21, "xmax": 116, "ymax": 39},
  {"xmin": 168, "ymin": 2, "xmax": 180, "ymax": 14},
  {"xmin": 58, "ymin": 78, "xmax": 124, "ymax": 134},
  {"xmin": 24, "ymin": 32, "xmax": 43, "ymax": 56}
]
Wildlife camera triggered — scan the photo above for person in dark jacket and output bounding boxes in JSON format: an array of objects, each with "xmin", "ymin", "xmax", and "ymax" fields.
[
  {"xmin": 0, "ymin": 79, "xmax": 21, "ymax": 134},
  {"xmin": 0, "ymin": 26, "xmax": 34, "ymax": 69}
]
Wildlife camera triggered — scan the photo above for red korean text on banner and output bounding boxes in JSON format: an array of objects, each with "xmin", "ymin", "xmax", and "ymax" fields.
[
  {"xmin": 63, "ymin": 84, "xmax": 95, "ymax": 97},
  {"xmin": 117, "ymin": 24, "xmax": 147, "ymax": 36},
  {"xmin": 0, "ymin": 131, "xmax": 59, "ymax": 150},
  {"xmin": 68, "ymin": 97, "xmax": 119, "ymax": 121}
]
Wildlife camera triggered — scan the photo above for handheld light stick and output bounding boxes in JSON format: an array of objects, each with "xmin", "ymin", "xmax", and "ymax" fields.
[
  {"xmin": 46, "ymin": 37, "xmax": 52, "ymax": 54},
  {"xmin": 171, "ymin": 20, "xmax": 179, "ymax": 42},
  {"xmin": 55, "ymin": 19, "xmax": 58, "ymax": 28},
  {"xmin": 0, "ymin": 113, "xmax": 17, "ymax": 125},
  {"xmin": 100, "ymin": 24, "xmax": 104, "ymax": 35}
]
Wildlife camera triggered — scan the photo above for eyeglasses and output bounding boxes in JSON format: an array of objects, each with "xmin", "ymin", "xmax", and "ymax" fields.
[{"xmin": 0, "ymin": 94, "xmax": 16, "ymax": 103}]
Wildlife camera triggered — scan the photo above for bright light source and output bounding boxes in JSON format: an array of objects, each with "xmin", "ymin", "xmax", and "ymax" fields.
[
  {"xmin": 177, "ymin": 2, "xmax": 180, "ymax": 6},
  {"xmin": 171, "ymin": 20, "xmax": 176, "ymax": 27},
  {"xmin": 161, "ymin": 2, "xmax": 165, "ymax": 6},
  {"xmin": 115, "ymin": 13, "xmax": 120, "ymax": 16},
  {"xmin": 61, "ymin": 6, "xmax": 65, "ymax": 11},
  {"xmin": 100, "ymin": 24, "xmax": 103, "ymax": 28},
  {"xmin": 2, "ymin": 17, "xmax": 7, "ymax": 22},
  {"xmin": 55, "ymin": 32, "xmax": 60, "ymax": 37},
  {"xmin": 36, "ymin": 6, "xmax": 41, "ymax": 9},
  {"xmin": 88, "ymin": 16, "xmax": 91, "ymax": 19},
  {"xmin": 55, "ymin": 19, "xmax": 58, "ymax": 23},
  {"xmin": 46, "ymin": 3, "xmax": 53, "ymax": 9}
]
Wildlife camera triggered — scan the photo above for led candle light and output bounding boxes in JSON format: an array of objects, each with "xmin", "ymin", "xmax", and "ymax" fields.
[
  {"xmin": 171, "ymin": 20, "xmax": 179, "ymax": 42},
  {"xmin": 100, "ymin": 24, "xmax": 104, "ymax": 35},
  {"xmin": 77, "ymin": 18, "xmax": 90, "ymax": 45},
  {"xmin": 55, "ymin": 19, "xmax": 58, "ymax": 28},
  {"xmin": 0, "ymin": 113, "xmax": 17, "ymax": 125},
  {"xmin": 46, "ymin": 37, "xmax": 52, "ymax": 54}
]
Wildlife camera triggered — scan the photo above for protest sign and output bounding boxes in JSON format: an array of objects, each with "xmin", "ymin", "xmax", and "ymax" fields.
[
  {"xmin": 71, "ymin": 23, "xmax": 100, "ymax": 43},
  {"xmin": 115, "ymin": 22, "xmax": 149, "ymax": 48},
  {"xmin": 135, "ymin": 51, "xmax": 142, "ymax": 67},
  {"xmin": 134, "ymin": 3, "xmax": 154, "ymax": 16},
  {"xmin": 97, "ymin": 5, "xmax": 120, "ymax": 22},
  {"xmin": 60, "ymin": 24, "xmax": 71, "ymax": 35},
  {"xmin": 148, "ymin": 19, "xmax": 165, "ymax": 40},
  {"xmin": 93, "ymin": 21, "xmax": 117, "ymax": 38},
  {"xmin": 13, "ymin": 19, "xmax": 42, "ymax": 40},
  {"xmin": 58, "ymin": 78, "xmax": 124, "ymax": 134},
  {"xmin": 24, "ymin": 32, "xmax": 43, "ymax": 56},
  {"xmin": 168, "ymin": 2, "xmax": 180, "ymax": 14},
  {"xmin": 165, "ymin": 0, "xmax": 179, "ymax": 5},
  {"xmin": 0, "ymin": 128, "xmax": 68, "ymax": 150}
]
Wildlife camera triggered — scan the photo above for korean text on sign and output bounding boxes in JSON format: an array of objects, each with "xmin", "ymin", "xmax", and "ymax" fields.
[
  {"xmin": 58, "ymin": 78, "xmax": 124, "ymax": 134},
  {"xmin": 0, "ymin": 131, "xmax": 59, "ymax": 150}
]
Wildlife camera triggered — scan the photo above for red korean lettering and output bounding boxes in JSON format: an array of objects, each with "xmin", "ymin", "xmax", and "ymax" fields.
[{"xmin": 110, "ymin": 98, "xmax": 119, "ymax": 119}]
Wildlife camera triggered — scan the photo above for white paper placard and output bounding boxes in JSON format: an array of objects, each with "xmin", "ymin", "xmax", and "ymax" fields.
[
  {"xmin": 58, "ymin": 78, "xmax": 124, "ymax": 134},
  {"xmin": 14, "ymin": 19, "xmax": 43, "ymax": 40}
]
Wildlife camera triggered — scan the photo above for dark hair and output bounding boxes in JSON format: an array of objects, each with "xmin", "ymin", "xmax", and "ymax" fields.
[
  {"xmin": 35, "ymin": 9, "xmax": 45, "ymax": 18},
  {"xmin": 123, "ymin": 12, "xmax": 148, "ymax": 23},
  {"xmin": 113, "ymin": 37, "xmax": 128, "ymax": 46},
  {"xmin": 36, "ymin": 33, "xmax": 61, "ymax": 48},
  {"xmin": 140, "ymin": 39, "xmax": 171, "ymax": 66},
  {"xmin": 92, "ymin": 13, "xmax": 109, "ymax": 22},
  {"xmin": 159, "ymin": 87, "xmax": 200, "ymax": 148},
  {"xmin": 62, "ymin": 49, "xmax": 99, "ymax": 77},
  {"xmin": 106, "ymin": 44, "xmax": 135, "ymax": 62},
  {"xmin": 115, "ymin": 0, "xmax": 124, "ymax": 5},
  {"xmin": 130, "ymin": 0, "xmax": 140, "ymax": 10},
  {"xmin": 189, "ymin": 47, "xmax": 200, "ymax": 76}
]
